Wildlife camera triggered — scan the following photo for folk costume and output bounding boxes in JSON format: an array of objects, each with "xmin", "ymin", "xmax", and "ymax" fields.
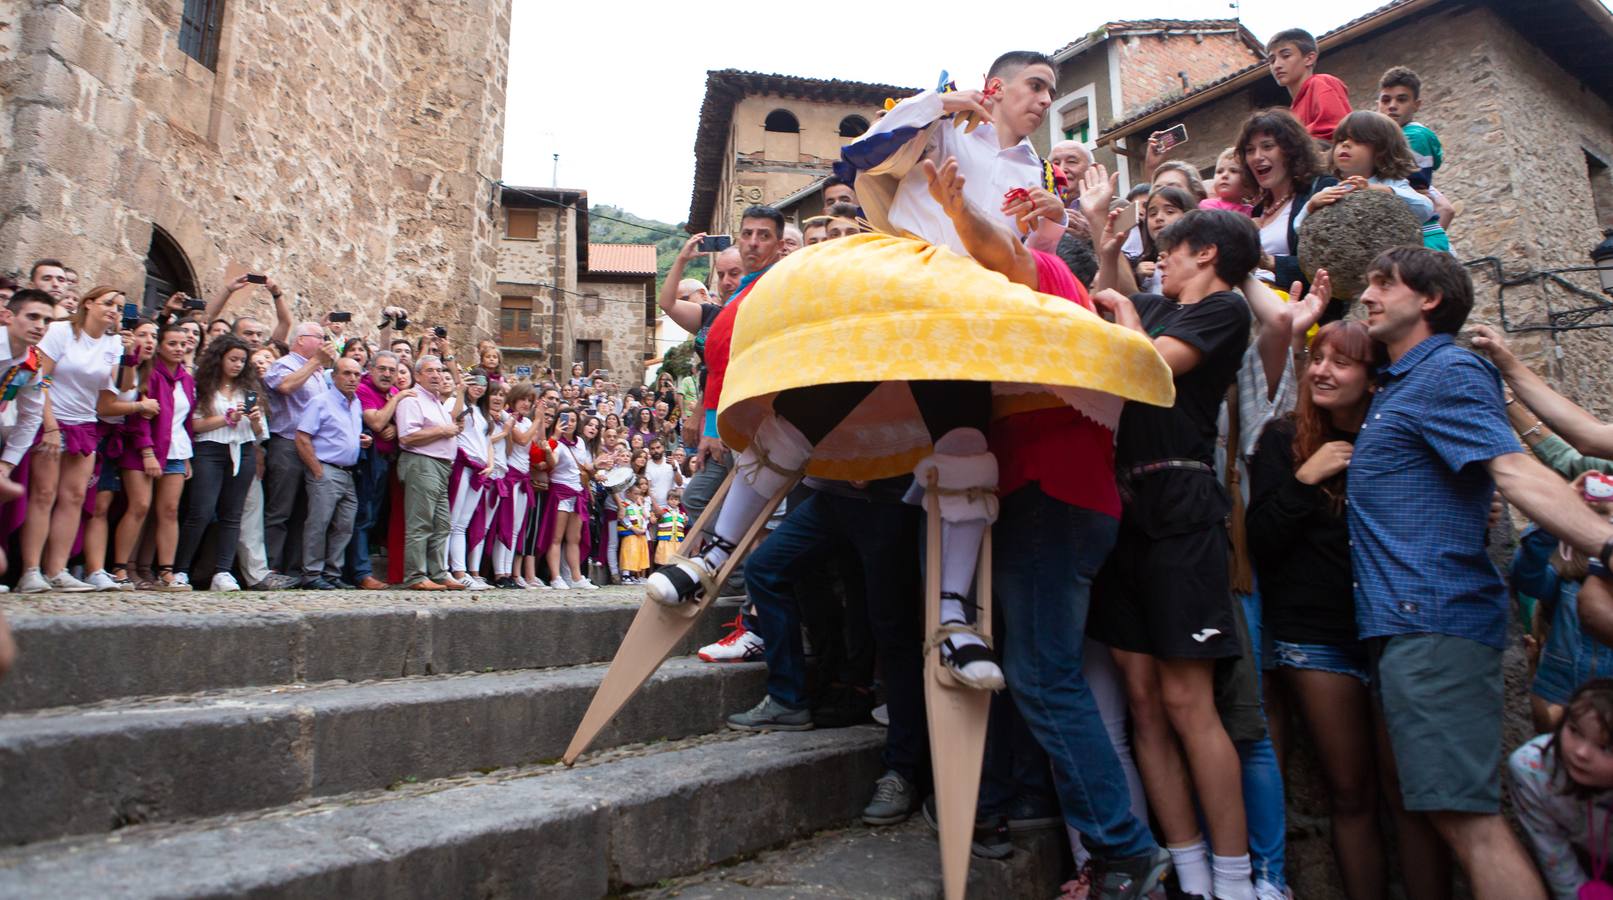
[{"xmin": 647, "ymin": 83, "xmax": 1174, "ymax": 689}]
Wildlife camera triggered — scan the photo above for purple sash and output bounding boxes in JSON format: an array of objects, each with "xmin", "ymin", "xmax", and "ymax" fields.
[
  {"xmin": 450, "ymin": 449, "xmax": 491, "ymax": 557},
  {"xmin": 534, "ymin": 480, "xmax": 591, "ymax": 561}
]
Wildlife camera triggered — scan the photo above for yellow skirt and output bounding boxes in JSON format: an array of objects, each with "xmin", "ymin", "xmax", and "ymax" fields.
[
  {"xmin": 717, "ymin": 233, "xmax": 1176, "ymax": 481},
  {"xmin": 619, "ymin": 535, "xmax": 649, "ymax": 571}
]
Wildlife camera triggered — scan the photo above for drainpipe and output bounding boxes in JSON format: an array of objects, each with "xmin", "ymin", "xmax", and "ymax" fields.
[{"xmin": 551, "ymin": 200, "xmax": 564, "ymax": 368}]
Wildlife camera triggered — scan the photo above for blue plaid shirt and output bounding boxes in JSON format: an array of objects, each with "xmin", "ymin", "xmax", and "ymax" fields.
[{"xmin": 1347, "ymin": 334, "xmax": 1523, "ymax": 649}]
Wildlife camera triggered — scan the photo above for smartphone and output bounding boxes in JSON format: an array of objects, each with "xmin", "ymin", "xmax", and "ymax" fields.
[
  {"xmin": 328, "ymin": 311, "xmax": 352, "ymax": 323},
  {"xmin": 1111, "ymin": 199, "xmax": 1141, "ymax": 235},
  {"xmin": 433, "ymin": 326, "xmax": 448, "ymax": 338},
  {"xmin": 1154, "ymin": 123, "xmax": 1189, "ymax": 151},
  {"xmin": 244, "ymin": 390, "xmax": 259, "ymax": 411},
  {"xmin": 121, "ymin": 302, "xmax": 140, "ymax": 331},
  {"xmin": 183, "ymin": 298, "xmax": 207, "ymax": 310},
  {"xmin": 245, "ymin": 273, "xmax": 268, "ymax": 285},
  {"xmin": 698, "ymin": 234, "xmax": 733, "ymax": 253}
]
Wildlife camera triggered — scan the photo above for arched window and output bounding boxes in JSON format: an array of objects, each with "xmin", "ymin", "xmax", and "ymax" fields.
[
  {"xmin": 764, "ymin": 109, "xmax": 799, "ymax": 133},
  {"xmin": 839, "ymin": 115, "xmax": 869, "ymax": 138},
  {"xmin": 142, "ymin": 225, "xmax": 198, "ymax": 313}
]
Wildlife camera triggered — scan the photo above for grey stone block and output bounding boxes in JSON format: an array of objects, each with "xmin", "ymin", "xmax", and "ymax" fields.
[
  {"xmin": 0, "ymin": 730, "xmax": 885, "ymax": 899},
  {"xmin": 0, "ymin": 658, "xmax": 766, "ymax": 845},
  {"xmin": 300, "ymin": 609, "xmax": 419, "ymax": 682}
]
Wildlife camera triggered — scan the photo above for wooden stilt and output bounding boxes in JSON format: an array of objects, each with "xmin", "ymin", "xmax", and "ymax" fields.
[
  {"xmin": 562, "ymin": 469, "xmax": 793, "ymax": 765},
  {"xmin": 922, "ymin": 469, "xmax": 994, "ymax": 900}
]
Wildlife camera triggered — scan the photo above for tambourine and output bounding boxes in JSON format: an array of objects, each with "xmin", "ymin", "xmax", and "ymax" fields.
[{"xmin": 600, "ymin": 466, "xmax": 635, "ymax": 491}]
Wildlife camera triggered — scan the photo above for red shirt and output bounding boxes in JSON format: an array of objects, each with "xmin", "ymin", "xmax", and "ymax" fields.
[
  {"xmin": 701, "ymin": 270, "xmax": 769, "ymax": 413},
  {"xmin": 1290, "ymin": 73, "xmax": 1352, "ymax": 144},
  {"xmin": 988, "ymin": 251, "xmax": 1121, "ymax": 519}
]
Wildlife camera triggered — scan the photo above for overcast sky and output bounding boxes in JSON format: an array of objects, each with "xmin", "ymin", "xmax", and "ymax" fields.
[{"xmin": 495, "ymin": 0, "xmax": 1586, "ymax": 227}]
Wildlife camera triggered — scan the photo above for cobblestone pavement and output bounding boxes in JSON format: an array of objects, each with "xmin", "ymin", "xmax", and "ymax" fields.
[{"xmin": 0, "ymin": 584, "xmax": 644, "ymax": 618}]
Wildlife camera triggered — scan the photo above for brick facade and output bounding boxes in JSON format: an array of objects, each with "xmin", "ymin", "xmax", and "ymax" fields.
[{"xmin": 0, "ymin": 0, "xmax": 511, "ymax": 337}]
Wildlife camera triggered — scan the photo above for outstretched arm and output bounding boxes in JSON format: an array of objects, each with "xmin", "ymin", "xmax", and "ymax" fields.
[
  {"xmin": 923, "ymin": 158, "xmax": 1037, "ymax": 289},
  {"xmin": 1472, "ymin": 325, "xmax": 1613, "ymax": 456}
]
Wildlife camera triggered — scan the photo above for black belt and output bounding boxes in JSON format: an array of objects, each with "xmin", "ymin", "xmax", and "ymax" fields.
[{"xmin": 322, "ymin": 461, "xmax": 358, "ymax": 474}]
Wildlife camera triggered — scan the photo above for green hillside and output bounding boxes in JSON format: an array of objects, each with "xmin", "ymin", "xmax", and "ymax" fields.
[{"xmin": 588, "ymin": 204, "xmax": 709, "ymax": 291}]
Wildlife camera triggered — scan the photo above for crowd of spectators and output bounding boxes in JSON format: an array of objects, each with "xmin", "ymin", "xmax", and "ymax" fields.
[{"xmin": 5, "ymin": 26, "xmax": 1613, "ymax": 900}]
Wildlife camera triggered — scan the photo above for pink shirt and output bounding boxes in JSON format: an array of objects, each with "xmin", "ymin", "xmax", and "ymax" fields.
[
  {"xmin": 395, "ymin": 389, "xmax": 456, "ymax": 461},
  {"xmin": 1199, "ymin": 197, "xmax": 1254, "ymax": 217}
]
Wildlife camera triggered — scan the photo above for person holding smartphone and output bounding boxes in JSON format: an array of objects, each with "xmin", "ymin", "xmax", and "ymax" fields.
[{"xmin": 174, "ymin": 334, "xmax": 265, "ymax": 590}]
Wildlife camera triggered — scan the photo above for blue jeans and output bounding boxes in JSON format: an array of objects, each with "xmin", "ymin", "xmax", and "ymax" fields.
[
  {"xmin": 1237, "ymin": 588, "xmax": 1287, "ymax": 889},
  {"xmin": 745, "ymin": 490, "xmax": 927, "ymax": 784},
  {"xmin": 992, "ymin": 485, "xmax": 1155, "ymax": 860},
  {"xmin": 344, "ymin": 448, "xmax": 390, "ymax": 581}
]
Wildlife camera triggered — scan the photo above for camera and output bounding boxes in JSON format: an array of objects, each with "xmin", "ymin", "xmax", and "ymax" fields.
[
  {"xmin": 380, "ymin": 312, "xmax": 410, "ymax": 330},
  {"xmin": 245, "ymin": 273, "xmax": 268, "ymax": 285},
  {"xmin": 328, "ymin": 311, "xmax": 352, "ymax": 323},
  {"xmin": 433, "ymin": 326, "xmax": 448, "ymax": 339},
  {"xmin": 183, "ymin": 297, "xmax": 207, "ymax": 311},
  {"xmin": 698, "ymin": 235, "xmax": 732, "ymax": 253}
]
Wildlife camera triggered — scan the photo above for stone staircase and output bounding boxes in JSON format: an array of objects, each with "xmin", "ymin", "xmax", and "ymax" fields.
[{"xmin": 0, "ymin": 587, "xmax": 1068, "ymax": 898}]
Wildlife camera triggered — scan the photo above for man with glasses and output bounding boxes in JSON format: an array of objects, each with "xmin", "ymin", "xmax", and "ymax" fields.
[
  {"xmin": 262, "ymin": 322, "xmax": 337, "ymax": 578},
  {"xmin": 348, "ymin": 350, "xmax": 414, "ymax": 588}
]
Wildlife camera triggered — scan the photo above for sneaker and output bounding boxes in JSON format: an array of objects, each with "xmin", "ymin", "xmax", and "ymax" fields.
[
  {"xmin": 1091, "ymin": 845, "xmax": 1171, "ymax": 900},
  {"xmin": 461, "ymin": 575, "xmax": 493, "ymax": 592},
  {"xmin": 172, "ymin": 572, "xmax": 190, "ymax": 587},
  {"xmin": 699, "ymin": 617, "xmax": 765, "ymax": 662},
  {"xmin": 871, "ymin": 703, "xmax": 890, "ymax": 727},
  {"xmin": 725, "ymin": 695, "xmax": 814, "ymax": 732},
  {"xmin": 152, "ymin": 576, "xmax": 192, "ymax": 592},
  {"xmin": 250, "ymin": 572, "xmax": 300, "ymax": 591},
  {"xmin": 645, "ymin": 555, "xmax": 716, "ymax": 606},
  {"xmin": 17, "ymin": 568, "xmax": 51, "ymax": 594},
  {"xmin": 1254, "ymin": 879, "xmax": 1289, "ymax": 900},
  {"xmin": 547, "ymin": 578, "xmax": 568, "ymax": 591},
  {"xmin": 921, "ymin": 795, "xmax": 1013, "ymax": 860},
  {"xmin": 46, "ymin": 570, "xmax": 96, "ymax": 593},
  {"xmin": 568, "ymin": 577, "xmax": 598, "ymax": 591},
  {"xmin": 862, "ymin": 770, "xmax": 920, "ymax": 825},
  {"xmin": 513, "ymin": 576, "xmax": 531, "ymax": 589},
  {"xmin": 209, "ymin": 572, "xmax": 242, "ymax": 592},
  {"xmin": 1007, "ymin": 795, "xmax": 1062, "ymax": 833},
  {"xmin": 812, "ymin": 683, "xmax": 876, "ymax": 728},
  {"xmin": 85, "ymin": 570, "xmax": 126, "ymax": 591}
]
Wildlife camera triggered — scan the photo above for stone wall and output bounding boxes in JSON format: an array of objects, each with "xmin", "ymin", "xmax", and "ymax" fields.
[
  {"xmin": 0, "ymin": 0, "xmax": 510, "ymax": 343},
  {"xmin": 573, "ymin": 276, "xmax": 651, "ymax": 385},
  {"xmin": 718, "ymin": 95, "xmax": 886, "ymax": 236},
  {"xmin": 496, "ymin": 204, "xmax": 576, "ymax": 365},
  {"xmin": 1112, "ymin": 29, "xmax": 1262, "ymax": 119}
]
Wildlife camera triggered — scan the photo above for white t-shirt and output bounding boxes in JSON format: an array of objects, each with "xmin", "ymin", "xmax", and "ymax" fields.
[
  {"xmin": 98, "ymin": 371, "xmax": 139, "ymax": 426},
  {"xmin": 508, "ymin": 416, "xmax": 532, "ymax": 474},
  {"xmin": 39, "ymin": 321, "xmax": 124, "ymax": 425},
  {"xmin": 456, "ymin": 406, "xmax": 490, "ymax": 466},
  {"xmin": 1258, "ymin": 198, "xmax": 1293, "ymax": 258},
  {"xmin": 168, "ymin": 383, "xmax": 193, "ymax": 461},
  {"xmin": 489, "ymin": 414, "xmax": 509, "ymax": 479},
  {"xmin": 197, "ymin": 387, "xmax": 257, "ymax": 447},
  {"xmin": 644, "ymin": 457, "xmax": 678, "ymax": 508},
  {"xmin": 548, "ymin": 437, "xmax": 592, "ymax": 490}
]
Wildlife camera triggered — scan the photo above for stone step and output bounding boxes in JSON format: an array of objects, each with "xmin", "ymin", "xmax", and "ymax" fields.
[
  {"xmin": 0, "ymin": 656, "xmax": 766, "ymax": 846},
  {"xmin": 629, "ymin": 817, "xmax": 1071, "ymax": 899},
  {"xmin": 0, "ymin": 586, "xmax": 740, "ymax": 711},
  {"xmin": 0, "ymin": 728, "xmax": 889, "ymax": 899}
]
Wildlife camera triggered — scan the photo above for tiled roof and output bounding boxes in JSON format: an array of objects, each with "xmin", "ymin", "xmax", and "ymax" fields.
[
  {"xmin": 587, "ymin": 244, "xmax": 657, "ymax": 277},
  {"xmin": 1051, "ymin": 19, "xmax": 1251, "ymax": 58},
  {"xmin": 687, "ymin": 69, "xmax": 919, "ymax": 233}
]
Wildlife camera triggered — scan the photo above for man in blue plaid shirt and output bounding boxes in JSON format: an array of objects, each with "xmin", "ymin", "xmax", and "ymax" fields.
[{"xmin": 1348, "ymin": 247, "xmax": 1613, "ymax": 899}]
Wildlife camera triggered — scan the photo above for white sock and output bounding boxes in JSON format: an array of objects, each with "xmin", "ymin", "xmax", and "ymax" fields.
[
  {"xmin": 1168, "ymin": 839, "xmax": 1212, "ymax": 898},
  {"xmin": 1211, "ymin": 853, "xmax": 1254, "ymax": 900},
  {"xmin": 702, "ymin": 477, "xmax": 768, "ymax": 568}
]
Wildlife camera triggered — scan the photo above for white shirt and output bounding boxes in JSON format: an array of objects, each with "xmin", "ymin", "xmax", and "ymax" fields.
[
  {"xmin": 168, "ymin": 383, "xmax": 193, "ymax": 461},
  {"xmin": 198, "ymin": 386, "xmax": 259, "ymax": 474},
  {"xmin": 38, "ymin": 321, "xmax": 123, "ymax": 425},
  {"xmin": 0, "ymin": 332, "xmax": 48, "ymax": 465},
  {"xmin": 644, "ymin": 457, "xmax": 678, "ymax": 508},
  {"xmin": 850, "ymin": 89, "xmax": 1065, "ymax": 257},
  {"xmin": 1257, "ymin": 198, "xmax": 1293, "ymax": 258},
  {"xmin": 456, "ymin": 406, "xmax": 491, "ymax": 467},
  {"xmin": 508, "ymin": 416, "xmax": 532, "ymax": 473},
  {"xmin": 548, "ymin": 436, "xmax": 592, "ymax": 490},
  {"xmin": 98, "ymin": 371, "xmax": 138, "ymax": 426},
  {"xmin": 489, "ymin": 414, "xmax": 509, "ymax": 479}
]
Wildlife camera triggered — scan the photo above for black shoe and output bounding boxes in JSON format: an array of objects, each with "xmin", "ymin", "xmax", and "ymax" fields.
[
  {"xmin": 921, "ymin": 795, "xmax": 1013, "ymax": 859},
  {"xmin": 302, "ymin": 577, "xmax": 338, "ymax": 590},
  {"xmin": 811, "ymin": 683, "xmax": 877, "ymax": 729},
  {"xmin": 496, "ymin": 577, "xmax": 520, "ymax": 589},
  {"xmin": 1007, "ymin": 795, "xmax": 1062, "ymax": 832}
]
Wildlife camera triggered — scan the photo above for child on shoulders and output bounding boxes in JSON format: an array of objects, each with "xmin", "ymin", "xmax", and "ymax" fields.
[
  {"xmin": 1295, "ymin": 111, "xmax": 1436, "ymax": 243},
  {"xmin": 1199, "ymin": 147, "xmax": 1255, "ymax": 217},
  {"xmin": 1377, "ymin": 65, "xmax": 1457, "ymax": 249}
]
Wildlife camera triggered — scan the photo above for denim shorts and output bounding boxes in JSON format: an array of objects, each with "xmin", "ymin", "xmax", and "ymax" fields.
[
  {"xmin": 1274, "ymin": 639, "xmax": 1371, "ymax": 685},
  {"xmin": 163, "ymin": 458, "xmax": 188, "ymax": 476},
  {"xmin": 97, "ymin": 459, "xmax": 123, "ymax": 491}
]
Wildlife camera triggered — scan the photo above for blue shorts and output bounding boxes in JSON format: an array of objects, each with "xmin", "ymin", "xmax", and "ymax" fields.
[
  {"xmin": 163, "ymin": 458, "xmax": 188, "ymax": 476},
  {"xmin": 98, "ymin": 462, "xmax": 123, "ymax": 492},
  {"xmin": 1274, "ymin": 639, "xmax": 1371, "ymax": 685}
]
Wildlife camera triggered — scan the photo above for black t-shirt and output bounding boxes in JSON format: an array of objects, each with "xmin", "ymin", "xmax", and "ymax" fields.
[
  {"xmin": 692, "ymin": 302, "xmax": 725, "ymax": 393},
  {"xmin": 1115, "ymin": 291, "xmax": 1251, "ymax": 535},
  {"xmin": 1246, "ymin": 418, "xmax": 1358, "ymax": 645}
]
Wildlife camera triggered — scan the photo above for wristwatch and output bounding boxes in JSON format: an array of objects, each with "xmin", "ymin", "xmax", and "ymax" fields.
[
  {"xmin": 1600, "ymin": 535, "xmax": 1613, "ymax": 572},
  {"xmin": 443, "ymin": 355, "xmax": 455, "ymax": 362}
]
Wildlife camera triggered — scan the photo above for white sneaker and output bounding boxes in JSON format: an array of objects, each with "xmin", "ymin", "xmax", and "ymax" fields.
[
  {"xmin": 470, "ymin": 574, "xmax": 493, "ymax": 590},
  {"xmin": 548, "ymin": 578, "xmax": 569, "ymax": 590},
  {"xmin": 698, "ymin": 617, "xmax": 765, "ymax": 662},
  {"xmin": 17, "ymin": 568, "xmax": 51, "ymax": 593},
  {"xmin": 871, "ymin": 704, "xmax": 890, "ymax": 727},
  {"xmin": 210, "ymin": 572, "xmax": 242, "ymax": 592},
  {"xmin": 513, "ymin": 576, "xmax": 531, "ymax": 589},
  {"xmin": 47, "ymin": 570, "xmax": 95, "ymax": 593},
  {"xmin": 173, "ymin": 572, "xmax": 190, "ymax": 586},
  {"xmin": 464, "ymin": 575, "xmax": 493, "ymax": 592},
  {"xmin": 1254, "ymin": 879, "xmax": 1290, "ymax": 900},
  {"xmin": 86, "ymin": 570, "xmax": 126, "ymax": 591},
  {"xmin": 569, "ymin": 577, "xmax": 598, "ymax": 591}
]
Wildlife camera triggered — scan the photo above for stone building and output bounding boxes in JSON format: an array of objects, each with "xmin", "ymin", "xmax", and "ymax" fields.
[
  {"xmin": 0, "ymin": 0, "xmax": 511, "ymax": 336},
  {"xmin": 1035, "ymin": 19, "xmax": 1265, "ymax": 187},
  {"xmin": 1098, "ymin": 0, "xmax": 1613, "ymax": 418},
  {"xmin": 686, "ymin": 70, "xmax": 916, "ymax": 235},
  {"xmin": 494, "ymin": 184, "xmax": 655, "ymax": 383}
]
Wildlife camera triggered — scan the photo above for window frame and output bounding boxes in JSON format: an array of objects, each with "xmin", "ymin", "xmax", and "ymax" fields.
[{"xmin": 178, "ymin": 0, "xmax": 225, "ymax": 70}]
